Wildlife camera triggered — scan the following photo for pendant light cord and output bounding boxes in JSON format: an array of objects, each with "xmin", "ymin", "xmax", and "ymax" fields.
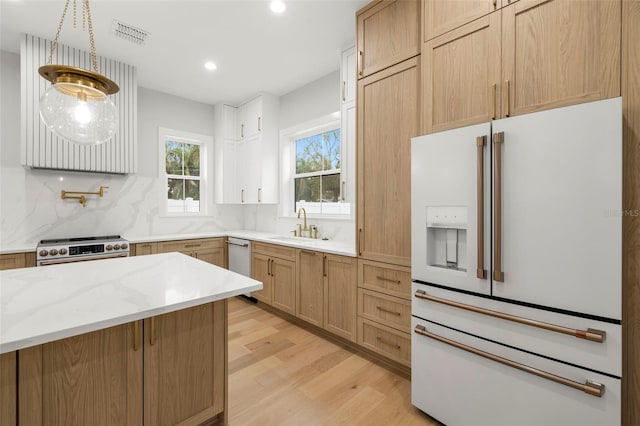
[{"xmin": 47, "ymin": 0, "xmax": 99, "ymax": 73}]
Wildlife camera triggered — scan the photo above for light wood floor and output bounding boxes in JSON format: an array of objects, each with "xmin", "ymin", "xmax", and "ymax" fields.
[{"xmin": 227, "ymin": 297, "xmax": 441, "ymax": 426}]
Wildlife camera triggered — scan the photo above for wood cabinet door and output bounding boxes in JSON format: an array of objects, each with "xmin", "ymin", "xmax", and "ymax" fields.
[
  {"xmin": 297, "ymin": 250, "xmax": 324, "ymax": 327},
  {"xmin": 423, "ymin": 12, "xmax": 501, "ymax": 133},
  {"xmin": 357, "ymin": 0, "xmax": 421, "ymax": 78},
  {"xmin": 195, "ymin": 247, "xmax": 226, "ymax": 268},
  {"xmin": 251, "ymin": 253, "xmax": 272, "ymax": 304},
  {"xmin": 357, "ymin": 57, "xmax": 420, "ymax": 266},
  {"xmin": 0, "ymin": 352, "xmax": 16, "ymax": 426},
  {"xmin": 501, "ymin": 0, "xmax": 620, "ymax": 118},
  {"xmin": 18, "ymin": 323, "xmax": 142, "ymax": 425},
  {"xmin": 271, "ymin": 257, "xmax": 296, "ymax": 315},
  {"xmin": 144, "ymin": 302, "xmax": 226, "ymax": 426},
  {"xmin": 324, "ymin": 254, "xmax": 357, "ymax": 342},
  {"xmin": 0, "ymin": 253, "xmax": 25, "ymax": 270},
  {"xmin": 133, "ymin": 242, "xmax": 157, "ymax": 256},
  {"xmin": 424, "ymin": 0, "xmax": 499, "ymax": 41}
]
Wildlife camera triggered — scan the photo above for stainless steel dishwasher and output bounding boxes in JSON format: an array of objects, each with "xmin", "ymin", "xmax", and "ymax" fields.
[{"xmin": 227, "ymin": 237, "xmax": 255, "ymax": 300}]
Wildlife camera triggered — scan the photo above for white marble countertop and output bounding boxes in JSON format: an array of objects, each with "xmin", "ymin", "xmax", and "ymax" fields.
[{"xmin": 0, "ymin": 252, "xmax": 262, "ymax": 354}]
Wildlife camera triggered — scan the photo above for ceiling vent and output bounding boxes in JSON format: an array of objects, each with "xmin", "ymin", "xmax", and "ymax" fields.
[{"xmin": 111, "ymin": 20, "xmax": 149, "ymax": 45}]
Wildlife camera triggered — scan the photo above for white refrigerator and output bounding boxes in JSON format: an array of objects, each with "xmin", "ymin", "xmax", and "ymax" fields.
[{"xmin": 410, "ymin": 97, "xmax": 622, "ymax": 425}]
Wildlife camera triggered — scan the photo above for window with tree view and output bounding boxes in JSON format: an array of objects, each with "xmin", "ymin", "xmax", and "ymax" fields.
[
  {"xmin": 165, "ymin": 139, "xmax": 201, "ymax": 213},
  {"xmin": 294, "ymin": 128, "xmax": 344, "ymax": 214}
]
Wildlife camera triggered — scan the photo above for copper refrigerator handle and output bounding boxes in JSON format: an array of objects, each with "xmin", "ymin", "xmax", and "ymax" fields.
[
  {"xmin": 491, "ymin": 84, "xmax": 497, "ymax": 120},
  {"xmin": 414, "ymin": 325, "xmax": 605, "ymax": 397},
  {"xmin": 477, "ymin": 136, "xmax": 487, "ymax": 280},
  {"xmin": 493, "ymin": 132, "xmax": 504, "ymax": 282},
  {"xmin": 414, "ymin": 290, "xmax": 606, "ymax": 343},
  {"xmin": 504, "ymin": 80, "xmax": 510, "ymax": 117}
]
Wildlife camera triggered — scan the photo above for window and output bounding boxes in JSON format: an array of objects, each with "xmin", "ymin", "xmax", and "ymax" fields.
[
  {"xmin": 293, "ymin": 127, "xmax": 347, "ymax": 215},
  {"xmin": 159, "ymin": 128, "xmax": 210, "ymax": 215}
]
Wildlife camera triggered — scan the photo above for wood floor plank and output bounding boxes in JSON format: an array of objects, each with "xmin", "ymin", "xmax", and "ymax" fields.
[{"xmin": 228, "ymin": 297, "xmax": 440, "ymax": 426}]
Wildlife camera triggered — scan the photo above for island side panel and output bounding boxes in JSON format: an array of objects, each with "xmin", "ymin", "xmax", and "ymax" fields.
[{"xmin": 0, "ymin": 352, "xmax": 16, "ymax": 426}]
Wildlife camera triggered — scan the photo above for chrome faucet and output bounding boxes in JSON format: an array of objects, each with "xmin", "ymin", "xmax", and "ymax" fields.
[{"xmin": 297, "ymin": 207, "xmax": 308, "ymax": 235}]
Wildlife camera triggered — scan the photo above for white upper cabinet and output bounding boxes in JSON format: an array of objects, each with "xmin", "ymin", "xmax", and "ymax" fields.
[
  {"xmin": 214, "ymin": 94, "xmax": 279, "ymax": 204},
  {"xmin": 341, "ymin": 47, "xmax": 357, "ymax": 104},
  {"xmin": 238, "ymin": 96, "xmax": 263, "ymax": 140}
]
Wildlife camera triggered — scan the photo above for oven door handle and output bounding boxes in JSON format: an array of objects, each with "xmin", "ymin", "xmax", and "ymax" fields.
[
  {"xmin": 38, "ymin": 253, "xmax": 128, "ymax": 266},
  {"xmin": 414, "ymin": 325, "xmax": 605, "ymax": 398}
]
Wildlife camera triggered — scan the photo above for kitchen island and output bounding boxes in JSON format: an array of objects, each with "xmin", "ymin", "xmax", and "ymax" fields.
[{"xmin": 0, "ymin": 252, "xmax": 262, "ymax": 426}]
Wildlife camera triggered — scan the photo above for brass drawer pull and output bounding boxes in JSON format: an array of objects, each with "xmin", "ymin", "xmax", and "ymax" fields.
[
  {"xmin": 301, "ymin": 250, "xmax": 318, "ymax": 256},
  {"xmin": 150, "ymin": 317, "xmax": 156, "ymax": 346},
  {"xmin": 414, "ymin": 290, "xmax": 606, "ymax": 343},
  {"xmin": 414, "ymin": 325, "xmax": 605, "ymax": 397},
  {"xmin": 184, "ymin": 244, "xmax": 201, "ymax": 248},
  {"xmin": 376, "ymin": 306, "xmax": 402, "ymax": 316},
  {"xmin": 376, "ymin": 336, "xmax": 401, "ymax": 350},
  {"xmin": 376, "ymin": 275, "xmax": 401, "ymax": 285},
  {"xmin": 133, "ymin": 321, "xmax": 140, "ymax": 351}
]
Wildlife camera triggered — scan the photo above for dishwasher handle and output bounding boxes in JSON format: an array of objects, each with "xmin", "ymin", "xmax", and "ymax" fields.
[{"xmin": 226, "ymin": 241, "xmax": 249, "ymax": 248}]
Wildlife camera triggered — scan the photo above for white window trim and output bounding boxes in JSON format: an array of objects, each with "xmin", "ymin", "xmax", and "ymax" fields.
[
  {"xmin": 279, "ymin": 112, "xmax": 351, "ymax": 218},
  {"xmin": 158, "ymin": 127, "xmax": 212, "ymax": 217}
]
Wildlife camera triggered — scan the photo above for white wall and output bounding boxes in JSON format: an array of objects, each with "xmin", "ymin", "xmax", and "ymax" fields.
[
  {"xmin": 0, "ymin": 50, "xmax": 243, "ymax": 250},
  {"xmin": 245, "ymin": 70, "xmax": 355, "ymax": 245}
]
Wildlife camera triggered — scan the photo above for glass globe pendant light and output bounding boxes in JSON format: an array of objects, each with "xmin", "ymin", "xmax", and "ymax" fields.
[{"xmin": 39, "ymin": 0, "xmax": 119, "ymax": 145}]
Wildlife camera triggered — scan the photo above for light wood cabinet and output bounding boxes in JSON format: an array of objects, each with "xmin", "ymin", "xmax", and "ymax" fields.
[
  {"xmin": 358, "ymin": 317, "xmax": 411, "ymax": 367},
  {"xmin": 252, "ymin": 242, "xmax": 296, "ymax": 314},
  {"xmin": 359, "ymin": 259, "xmax": 412, "ymax": 300},
  {"xmin": 423, "ymin": 12, "xmax": 502, "ymax": 133},
  {"xmin": 356, "ymin": 0, "xmax": 421, "ymax": 79},
  {"xmin": 324, "ymin": 254, "xmax": 358, "ymax": 342},
  {"xmin": 296, "ymin": 251, "xmax": 358, "ymax": 342},
  {"xmin": 0, "ymin": 352, "xmax": 16, "ymax": 426},
  {"xmin": 156, "ymin": 238, "xmax": 226, "ymax": 268},
  {"xmin": 132, "ymin": 242, "xmax": 157, "ymax": 256},
  {"xmin": 502, "ymin": 0, "xmax": 620, "ymax": 117},
  {"xmin": 18, "ymin": 322, "xmax": 143, "ymax": 425},
  {"xmin": 16, "ymin": 301, "xmax": 227, "ymax": 426},
  {"xmin": 423, "ymin": 0, "xmax": 621, "ymax": 133},
  {"xmin": 0, "ymin": 252, "xmax": 35, "ymax": 270},
  {"xmin": 297, "ymin": 250, "xmax": 324, "ymax": 327},
  {"xmin": 144, "ymin": 301, "xmax": 226, "ymax": 426},
  {"xmin": 357, "ymin": 56, "xmax": 420, "ymax": 267},
  {"xmin": 423, "ymin": 0, "xmax": 499, "ymax": 41},
  {"xmin": 358, "ymin": 288, "xmax": 411, "ymax": 333}
]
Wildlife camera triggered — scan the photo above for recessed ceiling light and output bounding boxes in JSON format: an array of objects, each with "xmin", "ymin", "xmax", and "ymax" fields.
[
  {"xmin": 204, "ymin": 61, "xmax": 217, "ymax": 71},
  {"xmin": 270, "ymin": 1, "xmax": 286, "ymax": 14}
]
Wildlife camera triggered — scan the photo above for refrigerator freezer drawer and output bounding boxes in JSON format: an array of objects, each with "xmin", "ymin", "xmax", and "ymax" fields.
[
  {"xmin": 412, "ymin": 283, "xmax": 621, "ymax": 377},
  {"xmin": 411, "ymin": 317, "xmax": 620, "ymax": 426}
]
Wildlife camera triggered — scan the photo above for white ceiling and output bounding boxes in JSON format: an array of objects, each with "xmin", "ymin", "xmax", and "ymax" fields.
[{"xmin": 0, "ymin": 0, "xmax": 367, "ymax": 106}]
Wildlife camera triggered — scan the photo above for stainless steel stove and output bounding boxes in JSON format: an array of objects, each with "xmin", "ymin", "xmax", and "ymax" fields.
[{"xmin": 36, "ymin": 235, "xmax": 130, "ymax": 266}]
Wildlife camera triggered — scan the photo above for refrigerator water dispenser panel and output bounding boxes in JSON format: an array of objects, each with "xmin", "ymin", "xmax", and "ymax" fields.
[{"xmin": 426, "ymin": 206, "xmax": 467, "ymax": 272}]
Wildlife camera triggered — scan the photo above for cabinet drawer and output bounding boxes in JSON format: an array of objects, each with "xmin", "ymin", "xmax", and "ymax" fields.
[
  {"xmin": 412, "ymin": 283, "xmax": 622, "ymax": 377},
  {"xmin": 358, "ymin": 259, "xmax": 411, "ymax": 299},
  {"xmin": 252, "ymin": 241, "xmax": 297, "ymax": 261},
  {"xmin": 0, "ymin": 253, "xmax": 27, "ymax": 270},
  {"xmin": 358, "ymin": 318, "xmax": 410, "ymax": 367},
  {"xmin": 157, "ymin": 238, "xmax": 224, "ymax": 254},
  {"xmin": 358, "ymin": 289, "xmax": 411, "ymax": 333}
]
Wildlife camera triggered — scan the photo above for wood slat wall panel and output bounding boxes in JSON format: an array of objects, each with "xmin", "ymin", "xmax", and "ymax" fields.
[{"xmin": 20, "ymin": 34, "xmax": 137, "ymax": 174}]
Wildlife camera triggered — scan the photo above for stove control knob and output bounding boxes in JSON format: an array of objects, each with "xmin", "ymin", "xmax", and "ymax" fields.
[
  {"xmin": 114, "ymin": 244, "xmax": 121, "ymax": 250},
  {"xmin": 39, "ymin": 249, "xmax": 48, "ymax": 257},
  {"xmin": 106, "ymin": 245, "xmax": 113, "ymax": 251},
  {"xmin": 49, "ymin": 249, "xmax": 58, "ymax": 256},
  {"xmin": 59, "ymin": 248, "xmax": 68, "ymax": 255},
  {"xmin": 121, "ymin": 243, "xmax": 128, "ymax": 249}
]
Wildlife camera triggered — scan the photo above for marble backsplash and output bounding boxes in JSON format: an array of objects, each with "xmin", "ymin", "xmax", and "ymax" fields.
[{"xmin": 0, "ymin": 166, "xmax": 244, "ymax": 250}]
